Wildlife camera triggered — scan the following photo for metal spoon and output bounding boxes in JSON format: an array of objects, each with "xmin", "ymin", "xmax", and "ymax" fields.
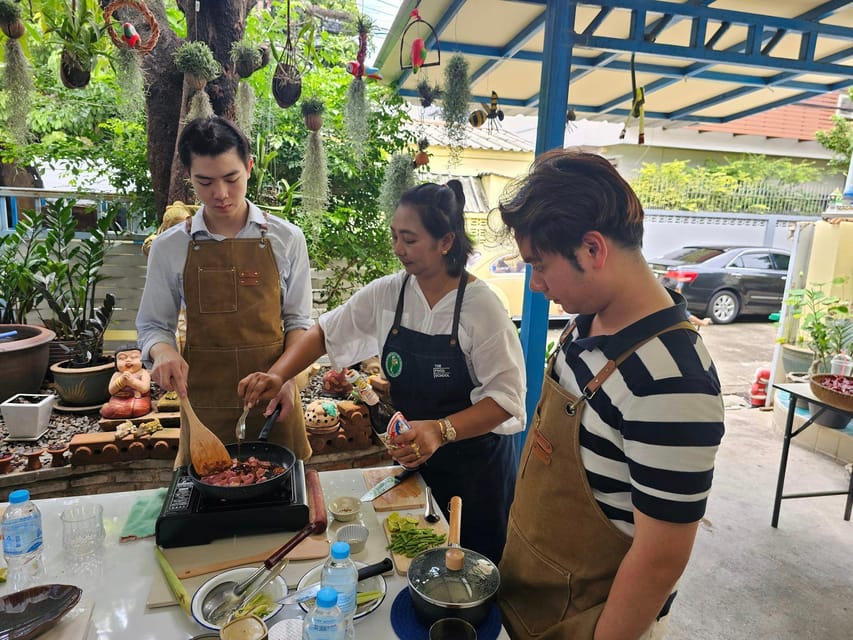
[{"xmin": 424, "ymin": 486, "xmax": 441, "ymax": 523}]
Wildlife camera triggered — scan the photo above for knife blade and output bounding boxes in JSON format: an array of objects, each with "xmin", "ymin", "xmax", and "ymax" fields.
[
  {"xmin": 278, "ymin": 557, "xmax": 393, "ymax": 605},
  {"xmin": 359, "ymin": 468, "xmax": 418, "ymax": 502}
]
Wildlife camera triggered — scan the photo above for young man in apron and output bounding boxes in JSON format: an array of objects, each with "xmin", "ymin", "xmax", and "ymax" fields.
[
  {"xmin": 497, "ymin": 152, "xmax": 725, "ymax": 639},
  {"xmin": 137, "ymin": 117, "xmax": 312, "ymax": 461}
]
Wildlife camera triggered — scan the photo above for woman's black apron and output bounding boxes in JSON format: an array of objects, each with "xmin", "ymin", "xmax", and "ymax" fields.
[{"xmin": 380, "ymin": 273, "xmax": 516, "ymax": 563}]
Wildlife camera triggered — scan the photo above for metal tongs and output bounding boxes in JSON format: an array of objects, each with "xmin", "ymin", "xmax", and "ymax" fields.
[
  {"xmin": 235, "ymin": 405, "xmax": 250, "ymax": 444},
  {"xmin": 209, "ymin": 558, "xmax": 290, "ymax": 626}
]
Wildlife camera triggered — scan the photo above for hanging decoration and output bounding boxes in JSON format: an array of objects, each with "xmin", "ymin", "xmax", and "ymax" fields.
[
  {"xmin": 103, "ymin": 0, "xmax": 160, "ymax": 116},
  {"xmin": 469, "ymin": 91, "xmax": 504, "ymax": 134},
  {"xmin": 300, "ymin": 97, "xmax": 329, "ymax": 218},
  {"xmin": 413, "ymin": 137, "xmax": 430, "ymax": 169},
  {"xmin": 442, "ymin": 54, "xmax": 471, "ymax": 166},
  {"xmin": 43, "ymin": 0, "xmax": 108, "ymax": 90},
  {"xmin": 0, "ymin": 0, "xmax": 32, "ymax": 143},
  {"xmin": 345, "ymin": 60, "xmax": 382, "ymax": 81},
  {"xmin": 173, "ymin": 41, "xmax": 221, "ymax": 120},
  {"xmin": 271, "ymin": 0, "xmax": 302, "ymax": 109},
  {"xmin": 398, "ymin": 7, "xmax": 440, "ymax": 73},
  {"xmin": 346, "ymin": 13, "xmax": 373, "ymax": 166},
  {"xmin": 380, "ymin": 154, "xmax": 416, "ymax": 218},
  {"xmin": 565, "ymin": 107, "xmax": 577, "ymax": 135},
  {"xmin": 416, "ymin": 78, "xmax": 441, "ymax": 109},
  {"xmin": 619, "ymin": 53, "xmax": 645, "ymax": 145}
]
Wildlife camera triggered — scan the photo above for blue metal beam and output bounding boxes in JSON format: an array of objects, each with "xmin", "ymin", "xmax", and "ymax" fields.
[{"xmin": 470, "ymin": 12, "xmax": 546, "ymax": 86}]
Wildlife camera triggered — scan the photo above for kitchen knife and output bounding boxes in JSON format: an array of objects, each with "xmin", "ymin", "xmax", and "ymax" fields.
[
  {"xmin": 359, "ymin": 468, "xmax": 418, "ymax": 502},
  {"xmin": 278, "ymin": 557, "xmax": 393, "ymax": 605}
]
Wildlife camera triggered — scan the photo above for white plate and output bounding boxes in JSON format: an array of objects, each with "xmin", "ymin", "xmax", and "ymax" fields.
[
  {"xmin": 296, "ymin": 561, "xmax": 387, "ymax": 620},
  {"xmin": 190, "ymin": 566, "xmax": 287, "ymax": 631}
]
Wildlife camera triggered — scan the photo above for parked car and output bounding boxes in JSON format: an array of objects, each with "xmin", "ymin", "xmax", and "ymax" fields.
[
  {"xmin": 648, "ymin": 245, "xmax": 790, "ymax": 324},
  {"xmin": 467, "ymin": 246, "xmax": 568, "ymax": 321}
]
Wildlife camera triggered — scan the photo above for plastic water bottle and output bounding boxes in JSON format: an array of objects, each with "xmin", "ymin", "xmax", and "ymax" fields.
[
  {"xmin": 302, "ymin": 586, "xmax": 345, "ymax": 640},
  {"xmin": 2, "ymin": 489, "xmax": 45, "ymax": 591},
  {"xmin": 320, "ymin": 542, "xmax": 357, "ymax": 639}
]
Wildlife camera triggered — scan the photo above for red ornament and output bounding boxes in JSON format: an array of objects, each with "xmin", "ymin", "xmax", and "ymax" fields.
[{"xmin": 122, "ymin": 22, "xmax": 141, "ymax": 48}]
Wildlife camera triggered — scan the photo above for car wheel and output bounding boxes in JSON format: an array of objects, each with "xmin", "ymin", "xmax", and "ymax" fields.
[{"xmin": 708, "ymin": 290, "xmax": 740, "ymax": 324}]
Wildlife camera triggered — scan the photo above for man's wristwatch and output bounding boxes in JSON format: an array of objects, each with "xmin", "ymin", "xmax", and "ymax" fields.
[{"xmin": 437, "ymin": 417, "xmax": 457, "ymax": 443}]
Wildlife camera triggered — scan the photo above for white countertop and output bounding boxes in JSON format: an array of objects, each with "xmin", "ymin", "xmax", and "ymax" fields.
[{"xmin": 0, "ymin": 467, "xmax": 508, "ymax": 639}]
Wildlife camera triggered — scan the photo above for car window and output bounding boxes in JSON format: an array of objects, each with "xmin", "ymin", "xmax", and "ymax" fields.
[
  {"xmin": 771, "ymin": 253, "xmax": 790, "ymax": 271},
  {"xmin": 661, "ymin": 247, "xmax": 724, "ymax": 263},
  {"xmin": 736, "ymin": 252, "xmax": 773, "ymax": 270}
]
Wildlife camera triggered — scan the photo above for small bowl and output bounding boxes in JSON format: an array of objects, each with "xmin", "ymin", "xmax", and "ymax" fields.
[
  {"xmin": 220, "ymin": 614, "xmax": 268, "ymax": 640},
  {"xmin": 329, "ymin": 495, "xmax": 361, "ymax": 522},
  {"xmin": 336, "ymin": 524, "xmax": 369, "ymax": 554}
]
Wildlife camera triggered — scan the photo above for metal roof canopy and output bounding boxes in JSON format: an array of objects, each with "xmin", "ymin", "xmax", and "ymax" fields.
[{"xmin": 374, "ymin": 0, "xmax": 853, "ymax": 459}]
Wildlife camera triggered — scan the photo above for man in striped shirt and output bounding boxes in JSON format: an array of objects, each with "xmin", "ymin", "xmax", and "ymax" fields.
[{"xmin": 497, "ymin": 151, "xmax": 725, "ymax": 640}]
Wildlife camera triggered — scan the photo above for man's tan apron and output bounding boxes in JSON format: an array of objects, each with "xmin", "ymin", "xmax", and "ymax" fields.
[
  {"xmin": 499, "ymin": 320, "xmax": 694, "ymax": 639},
  {"xmin": 173, "ymin": 226, "xmax": 311, "ymax": 467}
]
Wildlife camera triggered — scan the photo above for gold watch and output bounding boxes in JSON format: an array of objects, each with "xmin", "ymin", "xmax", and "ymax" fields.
[{"xmin": 437, "ymin": 417, "xmax": 457, "ymax": 443}]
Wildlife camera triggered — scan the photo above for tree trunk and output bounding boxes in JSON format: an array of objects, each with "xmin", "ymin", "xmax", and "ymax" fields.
[{"xmin": 102, "ymin": 0, "xmax": 252, "ymax": 221}]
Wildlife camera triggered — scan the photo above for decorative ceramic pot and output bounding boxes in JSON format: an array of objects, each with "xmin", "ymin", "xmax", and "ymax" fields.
[
  {"xmin": 0, "ymin": 394, "xmax": 55, "ymax": 440},
  {"xmin": 50, "ymin": 358, "xmax": 115, "ymax": 407},
  {"xmin": 0, "ymin": 325, "xmax": 56, "ymax": 403}
]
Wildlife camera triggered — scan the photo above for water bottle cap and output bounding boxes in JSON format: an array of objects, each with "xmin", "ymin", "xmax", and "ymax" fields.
[
  {"xmin": 330, "ymin": 541, "xmax": 351, "ymax": 559},
  {"xmin": 316, "ymin": 586, "xmax": 338, "ymax": 608},
  {"xmin": 344, "ymin": 370, "xmax": 360, "ymax": 383},
  {"xmin": 8, "ymin": 489, "xmax": 30, "ymax": 504}
]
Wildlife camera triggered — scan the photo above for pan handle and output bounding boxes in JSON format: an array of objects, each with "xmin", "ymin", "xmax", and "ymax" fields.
[{"xmin": 258, "ymin": 404, "xmax": 282, "ymax": 442}]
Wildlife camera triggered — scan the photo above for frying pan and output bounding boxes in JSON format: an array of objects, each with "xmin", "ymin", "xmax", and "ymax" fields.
[{"xmin": 189, "ymin": 405, "xmax": 297, "ymax": 502}]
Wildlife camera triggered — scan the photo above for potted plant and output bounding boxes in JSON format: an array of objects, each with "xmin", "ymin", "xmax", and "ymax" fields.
[
  {"xmin": 1, "ymin": 393, "xmax": 55, "ymax": 440},
  {"xmin": 230, "ymin": 39, "xmax": 263, "ymax": 79},
  {"xmin": 230, "ymin": 39, "xmax": 265, "ymax": 134},
  {"xmin": 43, "ymin": 0, "xmax": 108, "ymax": 89},
  {"xmin": 301, "ymin": 95, "xmax": 324, "ymax": 132},
  {"xmin": 300, "ymin": 96, "xmax": 328, "ymax": 217},
  {"xmin": 0, "ymin": 0, "xmax": 24, "ymax": 39},
  {"xmin": 345, "ymin": 14, "xmax": 373, "ymax": 165},
  {"xmin": 416, "ymin": 78, "xmax": 441, "ymax": 109},
  {"xmin": 31, "ymin": 200, "xmax": 118, "ymax": 407}
]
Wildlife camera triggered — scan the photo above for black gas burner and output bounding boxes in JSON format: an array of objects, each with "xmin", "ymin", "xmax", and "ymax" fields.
[{"xmin": 155, "ymin": 460, "xmax": 309, "ymax": 548}]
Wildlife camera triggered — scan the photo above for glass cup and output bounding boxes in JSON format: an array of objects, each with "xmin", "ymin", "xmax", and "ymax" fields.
[
  {"xmin": 429, "ymin": 618, "xmax": 477, "ymax": 640},
  {"xmin": 60, "ymin": 503, "xmax": 105, "ymax": 556}
]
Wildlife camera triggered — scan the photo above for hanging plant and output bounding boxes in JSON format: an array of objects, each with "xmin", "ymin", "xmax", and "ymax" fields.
[
  {"xmin": 231, "ymin": 39, "xmax": 263, "ymax": 79},
  {"xmin": 301, "ymin": 95, "xmax": 325, "ymax": 132},
  {"xmin": 380, "ymin": 153, "xmax": 416, "ymax": 218},
  {"xmin": 114, "ymin": 47, "xmax": 145, "ymax": 117},
  {"xmin": 346, "ymin": 13, "xmax": 373, "ymax": 165},
  {"xmin": 235, "ymin": 81, "xmax": 256, "ymax": 135},
  {"xmin": 174, "ymin": 40, "xmax": 221, "ymax": 91},
  {"xmin": 3, "ymin": 38, "xmax": 33, "ymax": 144},
  {"xmin": 103, "ymin": 0, "xmax": 161, "ymax": 115},
  {"xmin": 270, "ymin": 0, "xmax": 302, "ymax": 109},
  {"xmin": 417, "ymin": 78, "xmax": 442, "ymax": 109},
  {"xmin": 44, "ymin": 0, "xmax": 108, "ymax": 90},
  {"xmin": 0, "ymin": 0, "xmax": 25, "ymax": 39},
  {"xmin": 442, "ymin": 54, "xmax": 471, "ymax": 166}
]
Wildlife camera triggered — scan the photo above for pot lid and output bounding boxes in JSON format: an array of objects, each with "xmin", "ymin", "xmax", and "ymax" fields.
[{"xmin": 406, "ymin": 496, "xmax": 499, "ymax": 605}]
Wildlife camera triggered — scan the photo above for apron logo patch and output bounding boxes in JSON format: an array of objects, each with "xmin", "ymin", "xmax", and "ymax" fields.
[
  {"xmin": 432, "ymin": 364, "xmax": 451, "ymax": 379},
  {"xmin": 385, "ymin": 352, "xmax": 403, "ymax": 378}
]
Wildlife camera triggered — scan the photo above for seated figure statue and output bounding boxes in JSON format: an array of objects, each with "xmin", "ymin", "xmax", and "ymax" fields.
[{"xmin": 100, "ymin": 346, "xmax": 152, "ymax": 419}]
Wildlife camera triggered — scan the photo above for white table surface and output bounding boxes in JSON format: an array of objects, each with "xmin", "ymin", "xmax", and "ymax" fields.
[{"xmin": 0, "ymin": 466, "xmax": 509, "ymax": 639}]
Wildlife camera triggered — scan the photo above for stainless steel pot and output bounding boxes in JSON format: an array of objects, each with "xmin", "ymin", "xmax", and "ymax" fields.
[{"xmin": 406, "ymin": 496, "xmax": 500, "ymax": 627}]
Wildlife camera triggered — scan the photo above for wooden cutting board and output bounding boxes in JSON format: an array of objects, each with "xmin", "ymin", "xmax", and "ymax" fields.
[
  {"xmin": 362, "ymin": 467, "xmax": 425, "ymax": 511},
  {"xmin": 383, "ymin": 514, "xmax": 448, "ymax": 575}
]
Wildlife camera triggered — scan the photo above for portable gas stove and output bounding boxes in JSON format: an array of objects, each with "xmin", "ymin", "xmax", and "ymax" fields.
[{"xmin": 155, "ymin": 459, "xmax": 309, "ymax": 548}]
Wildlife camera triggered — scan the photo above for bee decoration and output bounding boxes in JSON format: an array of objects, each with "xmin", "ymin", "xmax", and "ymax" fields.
[{"xmin": 469, "ymin": 91, "xmax": 504, "ymax": 134}]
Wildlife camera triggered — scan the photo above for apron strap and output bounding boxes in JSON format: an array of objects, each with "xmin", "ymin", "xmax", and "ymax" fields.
[
  {"xmin": 566, "ymin": 319, "xmax": 696, "ymax": 415},
  {"xmin": 449, "ymin": 271, "xmax": 469, "ymax": 347},
  {"xmin": 390, "ymin": 274, "xmax": 410, "ymax": 336}
]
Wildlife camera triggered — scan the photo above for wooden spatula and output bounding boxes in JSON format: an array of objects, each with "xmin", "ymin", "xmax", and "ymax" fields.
[{"xmin": 180, "ymin": 397, "xmax": 232, "ymax": 476}]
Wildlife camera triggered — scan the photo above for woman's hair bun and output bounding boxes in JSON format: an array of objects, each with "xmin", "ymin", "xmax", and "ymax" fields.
[{"xmin": 446, "ymin": 179, "xmax": 465, "ymax": 210}]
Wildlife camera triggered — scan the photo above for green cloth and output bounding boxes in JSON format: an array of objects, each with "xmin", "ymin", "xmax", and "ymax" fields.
[{"xmin": 120, "ymin": 487, "xmax": 167, "ymax": 543}]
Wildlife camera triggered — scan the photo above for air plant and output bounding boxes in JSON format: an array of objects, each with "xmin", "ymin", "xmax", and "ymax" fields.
[
  {"xmin": 3, "ymin": 37, "xmax": 32, "ymax": 144},
  {"xmin": 235, "ymin": 80, "xmax": 256, "ymax": 135},
  {"xmin": 380, "ymin": 153, "xmax": 416, "ymax": 218},
  {"xmin": 300, "ymin": 96, "xmax": 329, "ymax": 217},
  {"xmin": 417, "ymin": 78, "xmax": 442, "ymax": 109},
  {"xmin": 346, "ymin": 13, "xmax": 373, "ymax": 165},
  {"xmin": 230, "ymin": 39, "xmax": 263, "ymax": 79},
  {"xmin": 413, "ymin": 137, "xmax": 430, "ymax": 169},
  {"xmin": 115, "ymin": 47, "xmax": 145, "ymax": 118},
  {"xmin": 231, "ymin": 40, "xmax": 262, "ymax": 134},
  {"xmin": 442, "ymin": 54, "xmax": 471, "ymax": 166},
  {"xmin": 174, "ymin": 41, "xmax": 220, "ymax": 119}
]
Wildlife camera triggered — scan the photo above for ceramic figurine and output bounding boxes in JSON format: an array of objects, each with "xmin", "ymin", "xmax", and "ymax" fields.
[{"xmin": 100, "ymin": 347, "xmax": 152, "ymax": 419}]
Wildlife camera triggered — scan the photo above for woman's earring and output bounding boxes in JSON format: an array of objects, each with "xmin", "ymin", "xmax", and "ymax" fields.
[{"xmin": 441, "ymin": 250, "xmax": 448, "ymax": 256}]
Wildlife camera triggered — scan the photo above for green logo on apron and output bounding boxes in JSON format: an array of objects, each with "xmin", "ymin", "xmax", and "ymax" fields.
[{"xmin": 385, "ymin": 351, "xmax": 403, "ymax": 378}]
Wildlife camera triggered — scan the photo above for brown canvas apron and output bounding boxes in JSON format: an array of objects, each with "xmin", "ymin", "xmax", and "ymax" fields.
[
  {"xmin": 174, "ymin": 224, "xmax": 311, "ymax": 467},
  {"xmin": 499, "ymin": 319, "xmax": 694, "ymax": 639}
]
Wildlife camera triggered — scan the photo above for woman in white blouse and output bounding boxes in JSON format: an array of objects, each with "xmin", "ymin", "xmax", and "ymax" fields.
[{"xmin": 239, "ymin": 180, "xmax": 526, "ymax": 562}]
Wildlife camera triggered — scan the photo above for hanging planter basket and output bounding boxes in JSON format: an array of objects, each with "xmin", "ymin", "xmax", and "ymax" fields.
[
  {"xmin": 60, "ymin": 49, "xmax": 92, "ymax": 89},
  {"xmin": 272, "ymin": 62, "xmax": 302, "ymax": 109},
  {"xmin": 0, "ymin": 17, "xmax": 25, "ymax": 39},
  {"xmin": 186, "ymin": 74, "xmax": 208, "ymax": 93}
]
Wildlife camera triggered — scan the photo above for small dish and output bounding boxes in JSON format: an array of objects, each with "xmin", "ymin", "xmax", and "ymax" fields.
[
  {"xmin": 0, "ymin": 584, "xmax": 82, "ymax": 640},
  {"xmin": 220, "ymin": 613, "xmax": 268, "ymax": 640},
  {"xmin": 296, "ymin": 561, "xmax": 387, "ymax": 620},
  {"xmin": 329, "ymin": 495, "xmax": 361, "ymax": 522},
  {"xmin": 336, "ymin": 524, "xmax": 369, "ymax": 554},
  {"xmin": 190, "ymin": 567, "xmax": 287, "ymax": 631}
]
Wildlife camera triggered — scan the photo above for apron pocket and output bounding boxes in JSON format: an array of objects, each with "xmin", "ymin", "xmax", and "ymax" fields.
[
  {"xmin": 499, "ymin": 517, "xmax": 571, "ymax": 636},
  {"xmin": 197, "ymin": 267, "xmax": 238, "ymax": 314}
]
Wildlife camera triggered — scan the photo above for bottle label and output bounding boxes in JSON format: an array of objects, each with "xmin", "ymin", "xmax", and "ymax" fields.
[
  {"xmin": 387, "ymin": 411, "xmax": 411, "ymax": 440},
  {"xmin": 3, "ymin": 515, "xmax": 43, "ymax": 556}
]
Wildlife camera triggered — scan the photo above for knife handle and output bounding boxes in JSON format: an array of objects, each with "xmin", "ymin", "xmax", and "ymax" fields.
[{"xmin": 357, "ymin": 557, "xmax": 393, "ymax": 581}]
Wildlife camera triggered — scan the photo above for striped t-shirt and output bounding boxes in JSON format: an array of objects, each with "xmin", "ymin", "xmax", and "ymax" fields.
[{"xmin": 551, "ymin": 294, "xmax": 725, "ymax": 536}]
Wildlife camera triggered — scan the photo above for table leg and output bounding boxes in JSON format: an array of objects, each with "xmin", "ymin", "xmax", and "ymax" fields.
[
  {"xmin": 771, "ymin": 396, "xmax": 798, "ymax": 528},
  {"xmin": 845, "ymin": 467, "xmax": 853, "ymax": 521}
]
